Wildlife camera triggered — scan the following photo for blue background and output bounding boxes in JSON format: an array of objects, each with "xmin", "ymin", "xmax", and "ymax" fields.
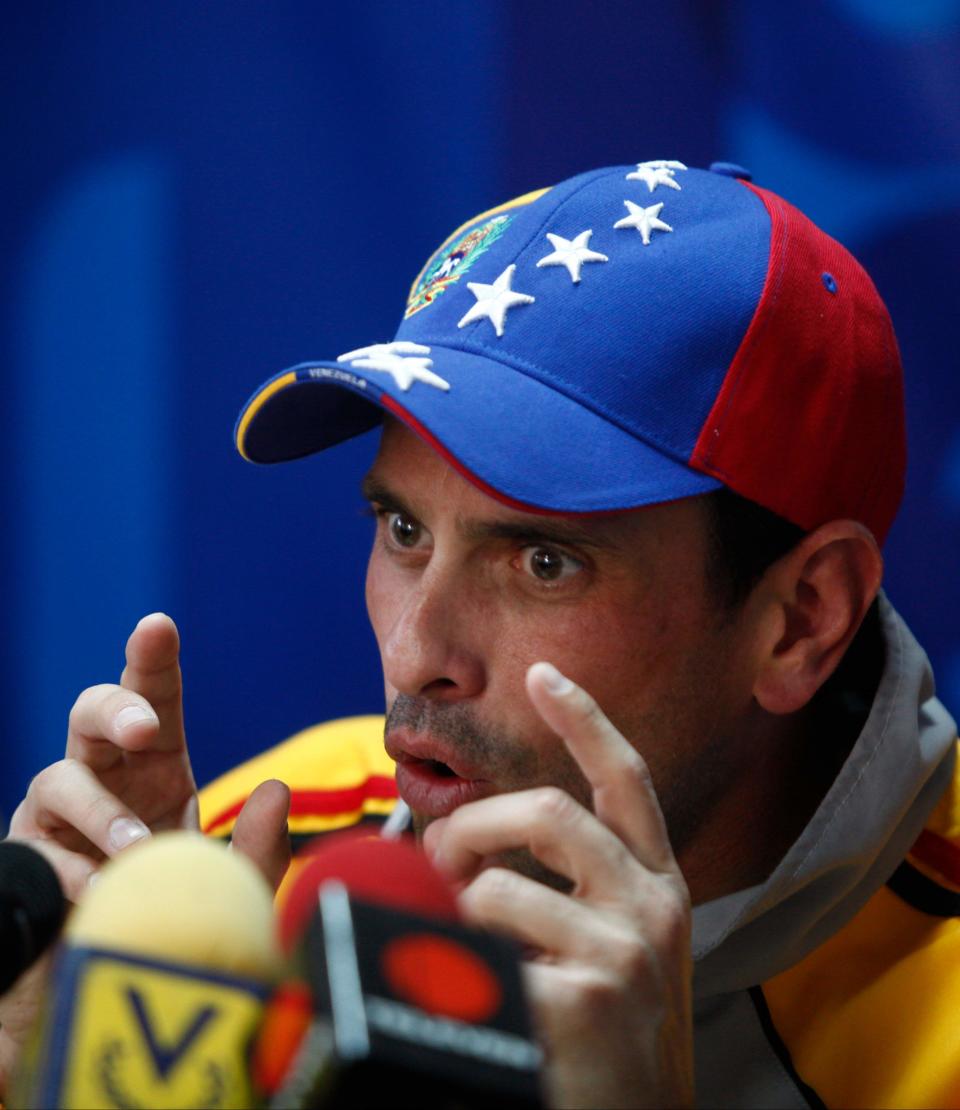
[{"xmin": 3, "ymin": 1, "xmax": 959, "ymax": 821}]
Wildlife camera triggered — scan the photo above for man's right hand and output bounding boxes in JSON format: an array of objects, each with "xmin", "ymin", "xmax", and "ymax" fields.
[
  {"xmin": 8, "ymin": 613, "xmax": 197, "ymax": 898},
  {"xmin": 0, "ymin": 613, "xmax": 291, "ymax": 1091}
]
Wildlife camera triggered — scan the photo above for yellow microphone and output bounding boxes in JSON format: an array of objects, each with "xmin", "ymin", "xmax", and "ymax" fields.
[{"xmin": 14, "ymin": 831, "xmax": 281, "ymax": 1109}]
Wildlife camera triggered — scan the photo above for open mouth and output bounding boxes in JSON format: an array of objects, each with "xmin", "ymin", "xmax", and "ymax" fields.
[
  {"xmin": 390, "ymin": 748, "xmax": 494, "ymax": 817},
  {"xmin": 425, "ymin": 759, "xmax": 457, "ymax": 778}
]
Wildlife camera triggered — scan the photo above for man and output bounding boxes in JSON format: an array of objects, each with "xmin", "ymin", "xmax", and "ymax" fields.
[{"xmin": 2, "ymin": 161, "xmax": 957, "ymax": 1107}]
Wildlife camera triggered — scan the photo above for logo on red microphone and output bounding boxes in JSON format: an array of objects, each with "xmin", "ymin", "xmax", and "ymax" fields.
[{"xmin": 381, "ymin": 932, "xmax": 503, "ymax": 1023}]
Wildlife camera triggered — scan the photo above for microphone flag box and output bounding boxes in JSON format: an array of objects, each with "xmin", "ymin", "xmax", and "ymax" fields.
[
  {"xmin": 15, "ymin": 944, "xmax": 270, "ymax": 1109},
  {"xmin": 279, "ymin": 881, "xmax": 543, "ymax": 1108}
]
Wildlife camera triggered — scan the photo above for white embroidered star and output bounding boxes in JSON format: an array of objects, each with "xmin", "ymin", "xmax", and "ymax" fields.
[
  {"xmin": 337, "ymin": 341, "xmax": 450, "ymax": 392},
  {"xmin": 457, "ymin": 264, "xmax": 535, "ymax": 337},
  {"xmin": 625, "ymin": 159, "xmax": 688, "ymax": 193},
  {"xmin": 614, "ymin": 200, "xmax": 673, "ymax": 245},
  {"xmin": 535, "ymin": 230, "xmax": 609, "ymax": 284}
]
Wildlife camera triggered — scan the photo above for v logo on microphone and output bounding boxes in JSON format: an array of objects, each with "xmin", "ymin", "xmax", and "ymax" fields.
[
  {"xmin": 127, "ymin": 986, "xmax": 217, "ymax": 1079},
  {"xmin": 33, "ymin": 948, "xmax": 269, "ymax": 1108}
]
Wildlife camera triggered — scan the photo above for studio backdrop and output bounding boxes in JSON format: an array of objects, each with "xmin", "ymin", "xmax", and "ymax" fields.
[{"xmin": 3, "ymin": 1, "xmax": 959, "ymax": 820}]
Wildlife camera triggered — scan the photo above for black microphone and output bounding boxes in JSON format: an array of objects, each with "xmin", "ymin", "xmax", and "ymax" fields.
[
  {"xmin": 0, "ymin": 841, "xmax": 66, "ymax": 994},
  {"xmin": 258, "ymin": 831, "xmax": 543, "ymax": 1109}
]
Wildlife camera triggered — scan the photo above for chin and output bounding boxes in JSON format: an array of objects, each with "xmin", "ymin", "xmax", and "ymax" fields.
[{"xmin": 410, "ymin": 810, "xmax": 431, "ymax": 841}]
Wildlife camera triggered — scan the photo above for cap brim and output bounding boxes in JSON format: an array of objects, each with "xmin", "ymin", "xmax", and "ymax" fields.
[{"xmin": 235, "ymin": 346, "xmax": 721, "ymax": 513}]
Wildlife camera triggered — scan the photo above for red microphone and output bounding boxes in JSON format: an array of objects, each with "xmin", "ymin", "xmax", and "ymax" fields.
[
  {"xmin": 255, "ymin": 830, "xmax": 543, "ymax": 1109},
  {"xmin": 277, "ymin": 830, "xmax": 459, "ymax": 952}
]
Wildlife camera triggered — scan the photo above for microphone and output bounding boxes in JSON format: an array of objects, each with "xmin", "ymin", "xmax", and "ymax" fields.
[
  {"xmin": 0, "ymin": 840, "xmax": 66, "ymax": 994},
  {"xmin": 13, "ymin": 831, "xmax": 282, "ymax": 1109},
  {"xmin": 257, "ymin": 831, "xmax": 543, "ymax": 1108}
]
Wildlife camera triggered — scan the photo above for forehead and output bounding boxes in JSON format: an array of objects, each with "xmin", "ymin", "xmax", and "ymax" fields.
[{"xmin": 365, "ymin": 419, "xmax": 712, "ymax": 558}]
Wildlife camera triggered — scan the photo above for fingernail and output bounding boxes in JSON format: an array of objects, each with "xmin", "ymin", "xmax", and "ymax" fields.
[
  {"xmin": 108, "ymin": 816, "xmax": 150, "ymax": 852},
  {"xmin": 87, "ymin": 870, "xmax": 100, "ymax": 890},
  {"xmin": 138, "ymin": 612, "xmax": 168, "ymax": 626},
  {"xmin": 116, "ymin": 705, "xmax": 157, "ymax": 732},
  {"xmin": 533, "ymin": 661, "xmax": 574, "ymax": 696}
]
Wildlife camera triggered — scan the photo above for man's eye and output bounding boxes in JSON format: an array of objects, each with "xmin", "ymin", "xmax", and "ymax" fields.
[
  {"xmin": 388, "ymin": 512, "xmax": 422, "ymax": 548},
  {"xmin": 520, "ymin": 546, "xmax": 582, "ymax": 584}
]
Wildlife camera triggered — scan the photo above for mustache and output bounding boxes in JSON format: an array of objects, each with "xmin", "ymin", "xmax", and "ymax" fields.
[
  {"xmin": 384, "ymin": 694, "xmax": 537, "ymax": 780},
  {"xmin": 386, "ymin": 694, "xmax": 579, "ymax": 895}
]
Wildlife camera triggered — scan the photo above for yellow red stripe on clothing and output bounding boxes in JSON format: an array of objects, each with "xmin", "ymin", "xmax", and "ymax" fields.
[{"xmin": 203, "ymin": 776, "xmax": 397, "ymax": 837}]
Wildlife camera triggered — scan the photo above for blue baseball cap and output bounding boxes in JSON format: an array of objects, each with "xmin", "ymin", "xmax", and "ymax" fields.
[{"xmin": 236, "ymin": 162, "xmax": 905, "ymax": 541}]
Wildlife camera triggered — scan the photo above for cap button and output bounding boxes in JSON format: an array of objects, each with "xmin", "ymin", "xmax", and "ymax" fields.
[{"xmin": 709, "ymin": 162, "xmax": 753, "ymax": 182}]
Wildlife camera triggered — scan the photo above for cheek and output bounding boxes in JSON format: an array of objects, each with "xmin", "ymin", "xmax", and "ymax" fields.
[
  {"xmin": 483, "ymin": 605, "xmax": 640, "ymax": 742},
  {"xmin": 499, "ymin": 600, "xmax": 648, "ymax": 683},
  {"xmin": 364, "ymin": 544, "xmax": 396, "ymax": 648},
  {"xmin": 502, "ymin": 593, "xmax": 713, "ymax": 738}
]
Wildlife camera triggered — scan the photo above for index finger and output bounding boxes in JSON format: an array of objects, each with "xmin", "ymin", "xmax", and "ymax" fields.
[
  {"xmin": 65, "ymin": 684, "xmax": 161, "ymax": 769},
  {"xmin": 525, "ymin": 662, "xmax": 677, "ymax": 874},
  {"xmin": 118, "ymin": 612, "xmax": 186, "ymax": 752}
]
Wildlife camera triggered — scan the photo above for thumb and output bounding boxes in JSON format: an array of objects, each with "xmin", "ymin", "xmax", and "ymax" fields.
[{"xmin": 230, "ymin": 779, "xmax": 292, "ymax": 893}]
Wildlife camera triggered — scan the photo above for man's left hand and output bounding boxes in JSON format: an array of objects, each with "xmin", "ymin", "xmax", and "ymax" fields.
[{"xmin": 423, "ymin": 662, "xmax": 694, "ymax": 1110}]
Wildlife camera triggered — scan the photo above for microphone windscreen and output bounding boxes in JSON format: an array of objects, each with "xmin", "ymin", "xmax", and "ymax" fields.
[
  {"xmin": 68, "ymin": 830, "xmax": 280, "ymax": 979},
  {"xmin": 17, "ymin": 831, "xmax": 281, "ymax": 1109},
  {"xmin": 278, "ymin": 831, "xmax": 458, "ymax": 953}
]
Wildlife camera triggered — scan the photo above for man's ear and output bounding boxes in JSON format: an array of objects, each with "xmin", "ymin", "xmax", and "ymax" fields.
[{"xmin": 751, "ymin": 521, "xmax": 883, "ymax": 715}]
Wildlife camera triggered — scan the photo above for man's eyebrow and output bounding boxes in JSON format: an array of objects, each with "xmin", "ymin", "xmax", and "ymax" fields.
[
  {"xmin": 360, "ymin": 474, "xmax": 407, "ymax": 513},
  {"xmin": 361, "ymin": 473, "xmax": 617, "ymax": 551},
  {"xmin": 460, "ymin": 517, "xmax": 615, "ymax": 551}
]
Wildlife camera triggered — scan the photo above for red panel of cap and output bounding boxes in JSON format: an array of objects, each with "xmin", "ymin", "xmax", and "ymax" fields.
[{"xmin": 691, "ymin": 182, "xmax": 905, "ymax": 544}]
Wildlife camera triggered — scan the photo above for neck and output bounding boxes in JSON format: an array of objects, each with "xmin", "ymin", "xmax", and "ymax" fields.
[
  {"xmin": 680, "ymin": 603, "xmax": 884, "ymax": 906},
  {"xmin": 677, "ymin": 710, "xmax": 838, "ymax": 905}
]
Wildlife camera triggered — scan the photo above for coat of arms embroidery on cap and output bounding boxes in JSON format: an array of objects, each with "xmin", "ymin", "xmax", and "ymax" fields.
[{"xmin": 405, "ymin": 215, "xmax": 513, "ymax": 318}]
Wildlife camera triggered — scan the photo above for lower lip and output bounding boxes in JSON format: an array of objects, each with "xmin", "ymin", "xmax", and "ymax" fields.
[{"xmin": 395, "ymin": 761, "xmax": 493, "ymax": 818}]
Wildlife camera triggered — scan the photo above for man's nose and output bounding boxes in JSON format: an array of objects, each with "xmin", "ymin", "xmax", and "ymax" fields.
[{"xmin": 379, "ymin": 567, "xmax": 486, "ymax": 701}]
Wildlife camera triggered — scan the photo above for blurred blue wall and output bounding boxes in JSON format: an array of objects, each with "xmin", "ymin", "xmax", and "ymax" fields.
[{"xmin": 3, "ymin": 1, "xmax": 959, "ymax": 819}]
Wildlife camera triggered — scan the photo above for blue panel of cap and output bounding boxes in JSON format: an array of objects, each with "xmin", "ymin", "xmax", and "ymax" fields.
[{"xmin": 395, "ymin": 164, "xmax": 770, "ymax": 466}]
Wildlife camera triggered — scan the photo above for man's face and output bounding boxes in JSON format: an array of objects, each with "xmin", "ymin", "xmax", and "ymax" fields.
[{"xmin": 364, "ymin": 422, "xmax": 760, "ymax": 885}]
